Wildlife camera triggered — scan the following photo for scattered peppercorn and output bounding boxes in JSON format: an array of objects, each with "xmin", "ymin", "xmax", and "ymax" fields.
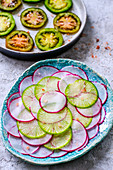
[
  {"xmin": 96, "ymin": 45, "xmax": 100, "ymax": 49},
  {"xmin": 96, "ymin": 39, "xmax": 99, "ymax": 42}
]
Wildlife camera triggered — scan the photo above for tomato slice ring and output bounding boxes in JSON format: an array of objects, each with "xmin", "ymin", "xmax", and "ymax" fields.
[
  {"xmin": 35, "ymin": 28, "xmax": 63, "ymax": 51},
  {"xmin": 20, "ymin": 8, "xmax": 47, "ymax": 29},
  {"xmin": 0, "ymin": 0, "xmax": 22, "ymax": 11},
  {"xmin": 54, "ymin": 12, "xmax": 81, "ymax": 34},
  {"xmin": 45, "ymin": 0, "xmax": 72, "ymax": 14},
  {"xmin": 0, "ymin": 12, "xmax": 15, "ymax": 36},
  {"xmin": 6, "ymin": 30, "xmax": 34, "ymax": 52}
]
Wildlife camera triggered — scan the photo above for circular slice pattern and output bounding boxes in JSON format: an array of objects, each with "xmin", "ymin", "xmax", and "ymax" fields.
[
  {"xmin": 21, "ymin": 8, "xmax": 47, "ymax": 29},
  {"xmin": 65, "ymin": 79, "xmax": 98, "ymax": 108}
]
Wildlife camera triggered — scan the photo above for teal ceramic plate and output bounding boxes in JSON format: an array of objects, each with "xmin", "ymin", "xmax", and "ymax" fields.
[{"xmin": 1, "ymin": 58, "xmax": 113, "ymax": 165}]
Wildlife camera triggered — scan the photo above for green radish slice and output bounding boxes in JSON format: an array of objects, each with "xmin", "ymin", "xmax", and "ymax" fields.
[
  {"xmin": 35, "ymin": 76, "xmax": 60, "ymax": 100},
  {"xmin": 17, "ymin": 119, "xmax": 46, "ymax": 139},
  {"xmin": 44, "ymin": 128, "xmax": 72, "ymax": 150},
  {"xmin": 65, "ymin": 79, "xmax": 98, "ymax": 108},
  {"xmin": 39, "ymin": 91, "xmax": 67, "ymax": 113},
  {"xmin": 22, "ymin": 85, "xmax": 40, "ymax": 114},
  {"xmin": 58, "ymin": 74, "xmax": 81, "ymax": 94},
  {"xmin": 37, "ymin": 107, "xmax": 67, "ymax": 124},
  {"xmin": 67, "ymin": 102, "xmax": 92, "ymax": 128},
  {"xmin": 38, "ymin": 107, "xmax": 72, "ymax": 135}
]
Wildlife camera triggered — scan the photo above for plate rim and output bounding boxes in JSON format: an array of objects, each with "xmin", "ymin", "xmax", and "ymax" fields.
[{"xmin": 1, "ymin": 58, "xmax": 113, "ymax": 165}]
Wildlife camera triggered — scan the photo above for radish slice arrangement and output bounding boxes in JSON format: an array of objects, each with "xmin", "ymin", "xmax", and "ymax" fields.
[{"xmin": 3, "ymin": 65, "xmax": 108, "ymax": 159}]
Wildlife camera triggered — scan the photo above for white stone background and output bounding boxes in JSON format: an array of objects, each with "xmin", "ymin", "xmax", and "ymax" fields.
[{"xmin": 0, "ymin": 0, "xmax": 113, "ymax": 169}]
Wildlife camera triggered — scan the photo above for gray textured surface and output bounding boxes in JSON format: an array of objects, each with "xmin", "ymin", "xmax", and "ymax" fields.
[{"xmin": 0, "ymin": 0, "xmax": 113, "ymax": 169}]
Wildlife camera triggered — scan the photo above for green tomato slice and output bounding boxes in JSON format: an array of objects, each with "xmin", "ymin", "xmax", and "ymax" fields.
[
  {"xmin": 38, "ymin": 107, "xmax": 72, "ymax": 135},
  {"xmin": 54, "ymin": 12, "xmax": 81, "ymax": 34},
  {"xmin": 35, "ymin": 76, "xmax": 60, "ymax": 100},
  {"xmin": 17, "ymin": 119, "xmax": 46, "ymax": 138},
  {"xmin": 35, "ymin": 28, "xmax": 63, "ymax": 51},
  {"xmin": 0, "ymin": 0, "xmax": 22, "ymax": 11},
  {"xmin": 0, "ymin": 12, "xmax": 15, "ymax": 36},
  {"xmin": 21, "ymin": 8, "xmax": 47, "ymax": 29},
  {"xmin": 44, "ymin": 128, "xmax": 72, "ymax": 150},
  {"xmin": 45, "ymin": 0, "xmax": 72, "ymax": 14}
]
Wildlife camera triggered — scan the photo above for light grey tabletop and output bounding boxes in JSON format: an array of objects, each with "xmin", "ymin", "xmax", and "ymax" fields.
[{"xmin": 0, "ymin": 0, "xmax": 113, "ymax": 169}]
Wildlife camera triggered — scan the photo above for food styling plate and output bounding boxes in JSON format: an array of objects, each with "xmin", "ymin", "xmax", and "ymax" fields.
[
  {"xmin": 0, "ymin": 0, "xmax": 87, "ymax": 60},
  {"xmin": 1, "ymin": 58, "xmax": 113, "ymax": 165}
]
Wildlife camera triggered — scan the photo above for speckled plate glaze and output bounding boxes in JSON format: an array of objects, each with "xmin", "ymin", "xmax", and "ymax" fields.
[
  {"xmin": 0, "ymin": 0, "xmax": 86, "ymax": 60},
  {"xmin": 1, "ymin": 58, "xmax": 113, "ymax": 165}
]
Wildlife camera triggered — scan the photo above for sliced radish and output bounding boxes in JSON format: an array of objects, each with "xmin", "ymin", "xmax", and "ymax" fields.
[
  {"xmin": 7, "ymin": 92, "xmax": 20, "ymax": 108},
  {"xmin": 92, "ymin": 82, "xmax": 108, "ymax": 104},
  {"xmin": 19, "ymin": 76, "xmax": 33, "ymax": 96},
  {"xmin": 61, "ymin": 120, "xmax": 87, "ymax": 152},
  {"xmin": 58, "ymin": 74, "xmax": 82, "ymax": 94},
  {"xmin": 22, "ymin": 140, "xmax": 39, "ymax": 154},
  {"xmin": 86, "ymin": 113, "xmax": 101, "ymax": 130},
  {"xmin": 8, "ymin": 134, "xmax": 27, "ymax": 154},
  {"xmin": 87, "ymin": 125, "xmax": 99, "ymax": 139},
  {"xmin": 61, "ymin": 66, "xmax": 88, "ymax": 80},
  {"xmin": 51, "ymin": 71, "xmax": 72, "ymax": 79},
  {"xmin": 76, "ymin": 98, "xmax": 102, "ymax": 118},
  {"xmin": 29, "ymin": 146, "xmax": 53, "ymax": 158},
  {"xmin": 3, "ymin": 110, "xmax": 20, "ymax": 138},
  {"xmin": 50, "ymin": 150, "xmax": 67, "ymax": 158},
  {"xmin": 99, "ymin": 107, "xmax": 106, "ymax": 124},
  {"xmin": 9, "ymin": 97, "xmax": 34, "ymax": 122},
  {"xmin": 20, "ymin": 132, "xmax": 52, "ymax": 146},
  {"xmin": 77, "ymin": 136, "xmax": 89, "ymax": 151},
  {"xmin": 39, "ymin": 91, "xmax": 67, "ymax": 113},
  {"xmin": 32, "ymin": 66, "xmax": 58, "ymax": 84}
]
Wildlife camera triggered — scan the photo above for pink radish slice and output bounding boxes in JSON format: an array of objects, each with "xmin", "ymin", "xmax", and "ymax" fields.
[
  {"xmin": 7, "ymin": 92, "xmax": 20, "ymax": 108},
  {"xmin": 3, "ymin": 110, "xmax": 20, "ymax": 137},
  {"xmin": 58, "ymin": 74, "xmax": 82, "ymax": 94},
  {"xmin": 61, "ymin": 66, "xmax": 88, "ymax": 80},
  {"xmin": 39, "ymin": 91, "xmax": 67, "ymax": 113},
  {"xmin": 86, "ymin": 113, "xmax": 101, "ymax": 130},
  {"xmin": 19, "ymin": 76, "xmax": 33, "ymax": 96},
  {"xmin": 9, "ymin": 125, "xmax": 20, "ymax": 138},
  {"xmin": 29, "ymin": 146, "xmax": 53, "ymax": 158},
  {"xmin": 50, "ymin": 150, "xmax": 67, "ymax": 158},
  {"xmin": 92, "ymin": 82, "xmax": 108, "ymax": 104},
  {"xmin": 76, "ymin": 98, "xmax": 102, "ymax": 118},
  {"xmin": 9, "ymin": 97, "xmax": 34, "ymax": 122},
  {"xmin": 22, "ymin": 140, "xmax": 39, "ymax": 154},
  {"xmin": 20, "ymin": 132, "xmax": 52, "ymax": 146},
  {"xmin": 8, "ymin": 134, "xmax": 27, "ymax": 154},
  {"xmin": 99, "ymin": 107, "xmax": 106, "ymax": 124},
  {"xmin": 77, "ymin": 136, "xmax": 89, "ymax": 151},
  {"xmin": 51, "ymin": 71, "xmax": 72, "ymax": 79},
  {"xmin": 30, "ymin": 97, "xmax": 41, "ymax": 119},
  {"xmin": 87, "ymin": 125, "xmax": 99, "ymax": 139},
  {"xmin": 61, "ymin": 120, "xmax": 87, "ymax": 152},
  {"xmin": 32, "ymin": 66, "xmax": 58, "ymax": 84}
]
